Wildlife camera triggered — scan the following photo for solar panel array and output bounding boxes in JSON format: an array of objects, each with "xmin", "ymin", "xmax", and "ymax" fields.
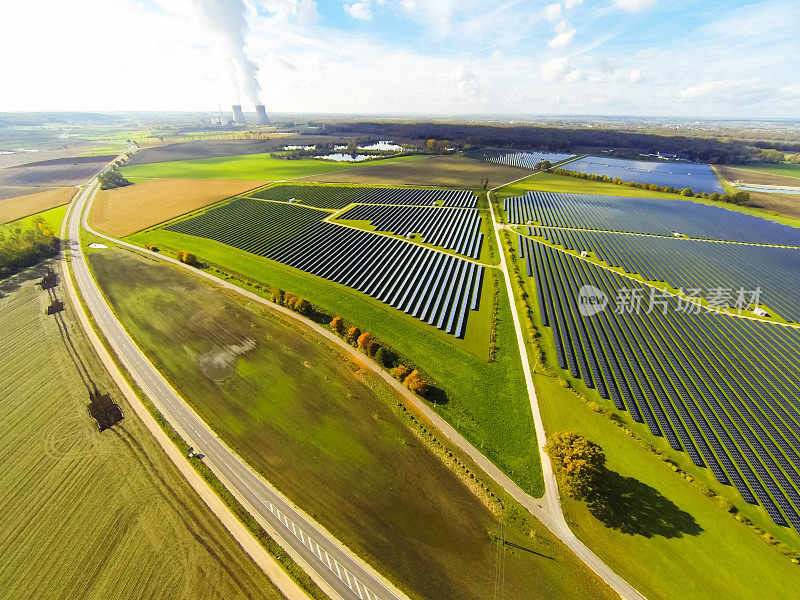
[
  {"xmin": 249, "ymin": 184, "xmax": 477, "ymax": 209},
  {"xmin": 564, "ymin": 155, "xmax": 725, "ymax": 194},
  {"xmin": 338, "ymin": 204, "xmax": 484, "ymax": 259},
  {"xmin": 249, "ymin": 185, "xmax": 370, "ymax": 209},
  {"xmin": 165, "ymin": 197, "xmax": 484, "ymax": 337},
  {"xmin": 529, "ymin": 226, "xmax": 800, "ymax": 322},
  {"xmin": 523, "ymin": 237, "xmax": 800, "ymax": 531},
  {"xmin": 467, "ymin": 149, "xmax": 576, "ymax": 169},
  {"xmin": 504, "ymin": 191, "xmax": 800, "ymax": 246}
]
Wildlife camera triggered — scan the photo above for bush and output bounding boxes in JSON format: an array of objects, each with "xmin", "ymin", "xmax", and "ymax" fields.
[
  {"xmin": 175, "ymin": 251, "xmax": 197, "ymax": 265},
  {"xmin": 330, "ymin": 316, "xmax": 345, "ymax": 335},
  {"xmin": 679, "ymin": 187, "xmax": 694, "ymax": 196},
  {"xmin": 346, "ymin": 325, "xmax": 361, "ymax": 344},
  {"xmin": 392, "ymin": 364, "xmax": 410, "ymax": 381},
  {"xmin": 403, "ymin": 370, "xmax": 429, "ymax": 396},
  {"xmin": 283, "ymin": 292, "xmax": 312, "ymax": 316},
  {"xmin": 357, "ymin": 332, "xmax": 376, "ymax": 355}
]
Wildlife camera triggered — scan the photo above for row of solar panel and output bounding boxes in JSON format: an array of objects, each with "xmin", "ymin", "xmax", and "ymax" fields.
[
  {"xmin": 338, "ymin": 204, "xmax": 484, "ymax": 259},
  {"xmin": 528, "ymin": 226, "xmax": 800, "ymax": 323},
  {"xmin": 522, "ymin": 237, "xmax": 800, "ymax": 531},
  {"xmin": 166, "ymin": 197, "xmax": 484, "ymax": 337},
  {"xmin": 503, "ymin": 191, "xmax": 800, "ymax": 246}
]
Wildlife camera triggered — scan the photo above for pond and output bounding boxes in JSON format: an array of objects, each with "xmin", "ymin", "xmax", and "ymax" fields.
[
  {"xmin": 314, "ymin": 153, "xmax": 371, "ymax": 162},
  {"xmin": 738, "ymin": 185, "xmax": 800, "ymax": 195}
]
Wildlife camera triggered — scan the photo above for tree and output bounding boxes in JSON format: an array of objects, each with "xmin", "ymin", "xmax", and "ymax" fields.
[
  {"xmin": 98, "ymin": 168, "xmax": 132, "ymax": 190},
  {"xmin": 728, "ymin": 190, "xmax": 750, "ymax": 205},
  {"xmin": 330, "ymin": 316, "xmax": 345, "ymax": 336},
  {"xmin": 679, "ymin": 188, "xmax": 693, "ymax": 197},
  {"xmin": 176, "ymin": 251, "xmax": 197, "ymax": 265},
  {"xmin": 535, "ymin": 160, "xmax": 552, "ymax": 172},
  {"xmin": 403, "ymin": 370, "xmax": 429, "ymax": 396},
  {"xmin": 357, "ymin": 332, "xmax": 376, "ymax": 355},
  {"xmin": 545, "ymin": 431, "xmax": 606, "ymax": 501},
  {"xmin": 346, "ymin": 325, "xmax": 361, "ymax": 344},
  {"xmin": 392, "ymin": 364, "xmax": 410, "ymax": 381}
]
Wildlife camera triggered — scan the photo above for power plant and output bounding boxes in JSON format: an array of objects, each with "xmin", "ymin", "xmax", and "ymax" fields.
[
  {"xmin": 255, "ymin": 104, "xmax": 269, "ymax": 125},
  {"xmin": 231, "ymin": 104, "xmax": 246, "ymax": 125},
  {"xmin": 230, "ymin": 104, "xmax": 269, "ymax": 126}
]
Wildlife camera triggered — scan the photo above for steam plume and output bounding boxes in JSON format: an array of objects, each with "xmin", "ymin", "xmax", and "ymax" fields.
[{"xmin": 190, "ymin": 0, "xmax": 261, "ymax": 103}]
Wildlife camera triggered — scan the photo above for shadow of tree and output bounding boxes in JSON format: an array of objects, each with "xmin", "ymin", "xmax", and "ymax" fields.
[{"xmin": 587, "ymin": 469, "xmax": 702, "ymax": 539}]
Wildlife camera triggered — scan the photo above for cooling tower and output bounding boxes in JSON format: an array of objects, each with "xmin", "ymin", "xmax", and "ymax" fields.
[
  {"xmin": 255, "ymin": 104, "xmax": 269, "ymax": 125},
  {"xmin": 231, "ymin": 104, "xmax": 246, "ymax": 125}
]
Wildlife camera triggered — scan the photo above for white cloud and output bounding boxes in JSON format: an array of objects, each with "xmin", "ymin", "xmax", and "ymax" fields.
[
  {"xmin": 445, "ymin": 65, "xmax": 481, "ymax": 99},
  {"xmin": 542, "ymin": 57, "xmax": 581, "ymax": 83},
  {"xmin": 549, "ymin": 21, "xmax": 575, "ymax": 48},
  {"xmin": 345, "ymin": 2, "xmax": 372, "ymax": 20},
  {"xmin": 264, "ymin": 0, "xmax": 320, "ymax": 23},
  {"xmin": 613, "ymin": 0, "xmax": 657, "ymax": 12},
  {"xmin": 542, "ymin": 57, "xmax": 569, "ymax": 82},
  {"xmin": 565, "ymin": 0, "xmax": 583, "ymax": 7},
  {"xmin": 549, "ymin": 29, "xmax": 575, "ymax": 48},
  {"xmin": 543, "ymin": 2, "xmax": 562, "ymax": 22},
  {"xmin": 629, "ymin": 69, "xmax": 642, "ymax": 83},
  {"xmin": 679, "ymin": 80, "xmax": 742, "ymax": 100}
]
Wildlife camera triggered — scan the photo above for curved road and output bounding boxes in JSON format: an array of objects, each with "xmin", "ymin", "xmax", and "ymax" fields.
[{"xmin": 66, "ymin": 179, "xmax": 409, "ymax": 600}]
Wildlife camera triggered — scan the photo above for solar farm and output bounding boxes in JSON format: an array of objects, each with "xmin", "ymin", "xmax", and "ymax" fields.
[
  {"xmin": 164, "ymin": 186, "xmax": 485, "ymax": 338},
  {"xmin": 504, "ymin": 190, "xmax": 800, "ymax": 246},
  {"xmin": 506, "ymin": 185, "xmax": 800, "ymax": 532},
  {"xmin": 249, "ymin": 184, "xmax": 477, "ymax": 209},
  {"xmin": 467, "ymin": 148, "xmax": 576, "ymax": 169},
  {"xmin": 562, "ymin": 156, "xmax": 725, "ymax": 194}
]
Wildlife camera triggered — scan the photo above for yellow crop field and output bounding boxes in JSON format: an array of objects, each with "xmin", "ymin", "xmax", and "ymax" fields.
[
  {"xmin": 0, "ymin": 187, "xmax": 77, "ymax": 224},
  {"xmin": 89, "ymin": 178, "xmax": 268, "ymax": 237},
  {"xmin": 0, "ymin": 264, "xmax": 283, "ymax": 600}
]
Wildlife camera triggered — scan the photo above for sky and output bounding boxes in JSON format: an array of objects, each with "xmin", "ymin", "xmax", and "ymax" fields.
[{"xmin": 2, "ymin": 0, "xmax": 799, "ymax": 118}]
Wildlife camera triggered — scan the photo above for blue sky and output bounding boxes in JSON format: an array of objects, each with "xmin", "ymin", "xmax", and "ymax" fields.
[{"xmin": 3, "ymin": 0, "xmax": 799, "ymax": 117}]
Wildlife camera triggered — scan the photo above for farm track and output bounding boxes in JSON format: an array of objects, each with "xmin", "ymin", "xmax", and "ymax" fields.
[{"xmin": 486, "ymin": 174, "xmax": 647, "ymax": 600}]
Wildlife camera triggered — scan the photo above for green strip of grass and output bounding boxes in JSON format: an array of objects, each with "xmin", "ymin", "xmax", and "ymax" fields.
[{"xmin": 4, "ymin": 204, "xmax": 70, "ymax": 233}]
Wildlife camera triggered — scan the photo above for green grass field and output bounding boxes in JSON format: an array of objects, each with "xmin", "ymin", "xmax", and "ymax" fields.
[
  {"xmin": 3, "ymin": 203, "xmax": 69, "ymax": 233},
  {"xmin": 86, "ymin": 246, "xmax": 613, "ymax": 600},
  {"xmin": 0, "ymin": 264, "xmax": 282, "ymax": 600},
  {"xmin": 495, "ymin": 180, "xmax": 800, "ymax": 599},
  {"xmin": 121, "ymin": 153, "xmax": 422, "ymax": 181}
]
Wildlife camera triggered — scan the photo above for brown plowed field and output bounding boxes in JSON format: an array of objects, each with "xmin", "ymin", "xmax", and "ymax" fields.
[
  {"xmin": 304, "ymin": 154, "xmax": 529, "ymax": 188},
  {"xmin": 0, "ymin": 187, "xmax": 77, "ymax": 224},
  {"xmin": 89, "ymin": 178, "xmax": 268, "ymax": 237},
  {"xmin": 715, "ymin": 165, "xmax": 800, "ymax": 219}
]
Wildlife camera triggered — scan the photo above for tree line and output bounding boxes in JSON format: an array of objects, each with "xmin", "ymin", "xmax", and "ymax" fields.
[
  {"xmin": 320, "ymin": 122, "xmax": 789, "ymax": 165},
  {"xmin": 0, "ymin": 217, "xmax": 60, "ymax": 279}
]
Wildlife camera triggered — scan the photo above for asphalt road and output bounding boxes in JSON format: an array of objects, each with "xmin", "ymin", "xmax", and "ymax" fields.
[{"xmin": 66, "ymin": 180, "xmax": 407, "ymax": 600}]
